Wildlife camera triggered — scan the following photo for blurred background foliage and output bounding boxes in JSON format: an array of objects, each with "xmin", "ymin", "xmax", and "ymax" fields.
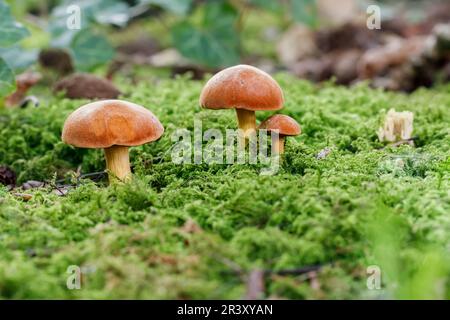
[
  {"xmin": 1, "ymin": 0, "xmax": 319, "ymax": 87},
  {"xmin": 1, "ymin": 0, "xmax": 448, "ymax": 99}
]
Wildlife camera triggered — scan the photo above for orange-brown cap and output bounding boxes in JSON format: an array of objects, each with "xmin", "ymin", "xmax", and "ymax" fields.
[
  {"xmin": 258, "ymin": 114, "xmax": 301, "ymax": 136},
  {"xmin": 62, "ymin": 100, "xmax": 164, "ymax": 148},
  {"xmin": 200, "ymin": 64, "xmax": 284, "ymax": 111}
]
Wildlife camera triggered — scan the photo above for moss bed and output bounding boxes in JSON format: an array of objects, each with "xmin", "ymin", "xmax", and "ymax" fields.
[{"xmin": 0, "ymin": 73, "xmax": 449, "ymax": 299}]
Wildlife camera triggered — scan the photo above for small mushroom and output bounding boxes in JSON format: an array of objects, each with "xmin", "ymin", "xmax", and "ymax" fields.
[
  {"xmin": 378, "ymin": 108, "xmax": 414, "ymax": 143},
  {"xmin": 62, "ymin": 100, "xmax": 164, "ymax": 182},
  {"xmin": 258, "ymin": 114, "xmax": 301, "ymax": 154},
  {"xmin": 200, "ymin": 64, "xmax": 284, "ymax": 142}
]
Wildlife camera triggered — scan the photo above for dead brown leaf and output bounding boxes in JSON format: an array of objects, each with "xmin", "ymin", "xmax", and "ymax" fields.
[
  {"xmin": 5, "ymin": 72, "xmax": 42, "ymax": 108},
  {"xmin": 53, "ymin": 73, "xmax": 121, "ymax": 99},
  {"xmin": 38, "ymin": 48, "xmax": 74, "ymax": 75},
  {"xmin": 0, "ymin": 166, "xmax": 16, "ymax": 187}
]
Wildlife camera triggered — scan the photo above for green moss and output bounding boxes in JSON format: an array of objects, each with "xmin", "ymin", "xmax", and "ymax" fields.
[{"xmin": 0, "ymin": 74, "xmax": 449, "ymax": 299}]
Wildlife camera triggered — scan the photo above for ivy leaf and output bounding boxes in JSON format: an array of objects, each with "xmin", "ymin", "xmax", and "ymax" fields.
[
  {"xmin": 52, "ymin": 0, "xmax": 130, "ymax": 25},
  {"xmin": 48, "ymin": 18, "xmax": 80, "ymax": 48},
  {"xmin": 49, "ymin": 0, "xmax": 131, "ymax": 47},
  {"xmin": 0, "ymin": 57, "xmax": 15, "ymax": 97},
  {"xmin": 171, "ymin": 2, "xmax": 240, "ymax": 68},
  {"xmin": 95, "ymin": 1, "xmax": 131, "ymax": 27},
  {"xmin": 0, "ymin": 45, "xmax": 38, "ymax": 72},
  {"xmin": 0, "ymin": 0, "xmax": 30, "ymax": 47},
  {"xmin": 49, "ymin": 1, "xmax": 90, "ymax": 47},
  {"xmin": 141, "ymin": 0, "xmax": 193, "ymax": 15},
  {"xmin": 290, "ymin": 0, "xmax": 318, "ymax": 28},
  {"xmin": 70, "ymin": 32, "xmax": 115, "ymax": 71}
]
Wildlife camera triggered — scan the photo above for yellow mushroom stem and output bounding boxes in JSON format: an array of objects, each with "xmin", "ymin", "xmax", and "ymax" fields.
[
  {"xmin": 235, "ymin": 109, "xmax": 256, "ymax": 145},
  {"xmin": 272, "ymin": 135, "xmax": 286, "ymax": 155},
  {"xmin": 104, "ymin": 145, "xmax": 131, "ymax": 182}
]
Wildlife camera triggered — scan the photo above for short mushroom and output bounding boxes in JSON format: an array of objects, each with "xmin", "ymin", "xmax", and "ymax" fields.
[
  {"xmin": 258, "ymin": 114, "xmax": 301, "ymax": 154},
  {"xmin": 62, "ymin": 100, "xmax": 164, "ymax": 182},
  {"xmin": 200, "ymin": 64, "xmax": 284, "ymax": 142}
]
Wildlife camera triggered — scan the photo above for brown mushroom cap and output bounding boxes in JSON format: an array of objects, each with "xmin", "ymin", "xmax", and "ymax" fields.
[
  {"xmin": 62, "ymin": 100, "xmax": 164, "ymax": 148},
  {"xmin": 258, "ymin": 114, "xmax": 301, "ymax": 136},
  {"xmin": 200, "ymin": 64, "xmax": 284, "ymax": 111}
]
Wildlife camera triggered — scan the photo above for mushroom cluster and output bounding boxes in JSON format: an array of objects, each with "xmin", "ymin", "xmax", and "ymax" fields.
[
  {"xmin": 61, "ymin": 64, "xmax": 300, "ymax": 186},
  {"xmin": 200, "ymin": 65, "xmax": 284, "ymax": 142},
  {"xmin": 200, "ymin": 64, "xmax": 301, "ymax": 154}
]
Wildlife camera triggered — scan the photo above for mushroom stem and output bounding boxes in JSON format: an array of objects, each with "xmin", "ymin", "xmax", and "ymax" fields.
[
  {"xmin": 236, "ymin": 109, "xmax": 256, "ymax": 141},
  {"xmin": 104, "ymin": 145, "xmax": 131, "ymax": 182},
  {"xmin": 272, "ymin": 135, "xmax": 285, "ymax": 155}
]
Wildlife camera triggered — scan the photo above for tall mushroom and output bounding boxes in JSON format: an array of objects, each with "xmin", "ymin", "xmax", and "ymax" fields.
[
  {"xmin": 258, "ymin": 114, "xmax": 301, "ymax": 154},
  {"xmin": 200, "ymin": 64, "xmax": 284, "ymax": 141},
  {"xmin": 62, "ymin": 100, "xmax": 164, "ymax": 182}
]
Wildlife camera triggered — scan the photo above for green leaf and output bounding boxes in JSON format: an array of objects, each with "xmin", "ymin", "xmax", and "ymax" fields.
[
  {"xmin": 52, "ymin": 0, "xmax": 130, "ymax": 24},
  {"xmin": 49, "ymin": 0, "xmax": 131, "ymax": 47},
  {"xmin": 0, "ymin": 0, "xmax": 30, "ymax": 47},
  {"xmin": 0, "ymin": 57, "xmax": 15, "ymax": 97},
  {"xmin": 48, "ymin": 19, "xmax": 80, "ymax": 48},
  {"xmin": 171, "ymin": 2, "xmax": 240, "ymax": 68},
  {"xmin": 0, "ymin": 45, "xmax": 38, "ymax": 72},
  {"xmin": 49, "ymin": 1, "xmax": 90, "ymax": 47},
  {"xmin": 95, "ymin": 1, "xmax": 131, "ymax": 27},
  {"xmin": 141, "ymin": 0, "xmax": 193, "ymax": 15},
  {"xmin": 249, "ymin": 0, "xmax": 283, "ymax": 12},
  {"xmin": 70, "ymin": 32, "xmax": 115, "ymax": 71},
  {"xmin": 290, "ymin": 0, "xmax": 318, "ymax": 28}
]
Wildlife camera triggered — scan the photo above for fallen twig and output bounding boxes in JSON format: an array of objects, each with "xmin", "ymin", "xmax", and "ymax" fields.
[
  {"xmin": 379, "ymin": 137, "xmax": 417, "ymax": 149},
  {"xmin": 13, "ymin": 193, "xmax": 33, "ymax": 201},
  {"xmin": 54, "ymin": 171, "xmax": 107, "ymax": 186},
  {"xmin": 13, "ymin": 171, "xmax": 107, "ymax": 199},
  {"xmin": 245, "ymin": 269, "xmax": 265, "ymax": 300},
  {"xmin": 76, "ymin": 171, "xmax": 107, "ymax": 183},
  {"xmin": 266, "ymin": 264, "xmax": 323, "ymax": 276}
]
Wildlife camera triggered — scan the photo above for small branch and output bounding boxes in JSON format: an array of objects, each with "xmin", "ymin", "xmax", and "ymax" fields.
[
  {"xmin": 54, "ymin": 171, "xmax": 107, "ymax": 186},
  {"xmin": 265, "ymin": 264, "xmax": 324, "ymax": 276},
  {"xmin": 379, "ymin": 136, "xmax": 417, "ymax": 149},
  {"xmin": 12, "ymin": 193, "xmax": 33, "ymax": 201},
  {"xmin": 244, "ymin": 269, "xmax": 265, "ymax": 300},
  {"xmin": 76, "ymin": 171, "xmax": 107, "ymax": 183}
]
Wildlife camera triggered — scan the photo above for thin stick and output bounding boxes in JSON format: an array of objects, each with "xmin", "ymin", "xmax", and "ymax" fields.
[
  {"xmin": 379, "ymin": 137, "xmax": 417, "ymax": 150},
  {"xmin": 244, "ymin": 269, "xmax": 265, "ymax": 300},
  {"xmin": 266, "ymin": 265, "xmax": 323, "ymax": 276}
]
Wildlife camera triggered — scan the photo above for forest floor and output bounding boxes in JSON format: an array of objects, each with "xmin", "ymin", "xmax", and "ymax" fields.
[{"xmin": 0, "ymin": 73, "xmax": 449, "ymax": 299}]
